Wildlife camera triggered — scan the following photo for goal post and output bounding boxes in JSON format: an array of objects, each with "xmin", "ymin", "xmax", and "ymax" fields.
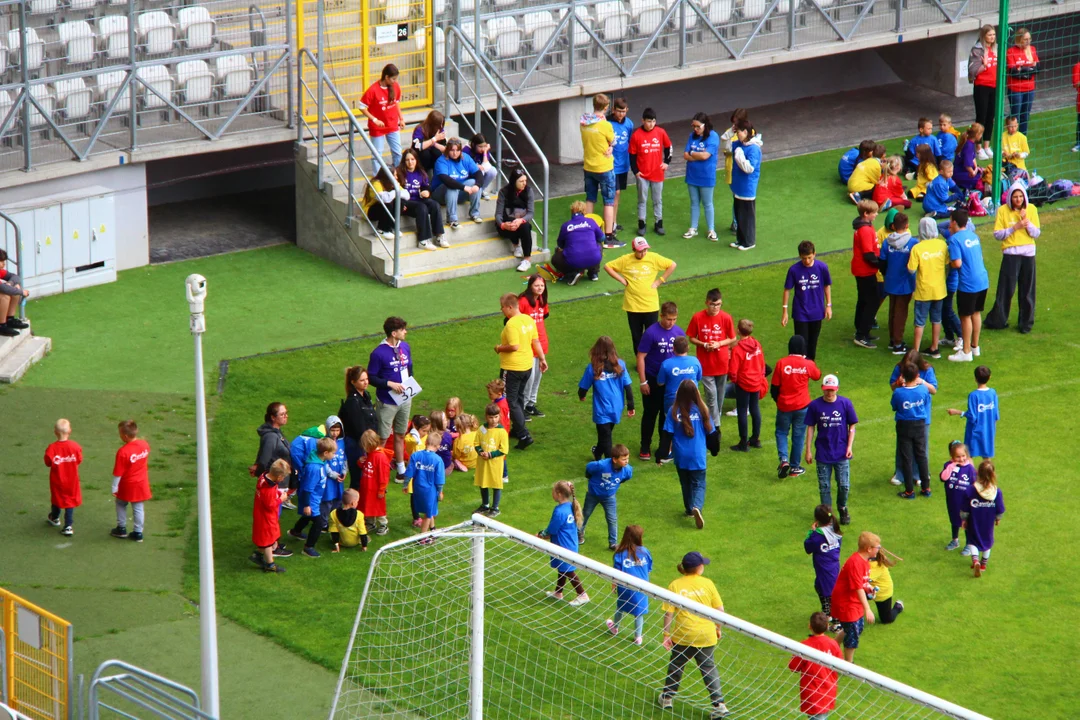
[{"xmin": 329, "ymin": 515, "xmax": 991, "ymax": 720}]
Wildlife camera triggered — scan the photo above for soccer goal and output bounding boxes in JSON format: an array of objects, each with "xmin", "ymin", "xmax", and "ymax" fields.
[{"xmin": 329, "ymin": 515, "xmax": 990, "ymax": 720}]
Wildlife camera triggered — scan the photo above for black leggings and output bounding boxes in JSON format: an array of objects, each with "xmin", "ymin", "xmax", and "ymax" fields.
[
  {"xmin": 498, "ymin": 223, "xmax": 533, "ymax": 257},
  {"xmin": 793, "ymin": 319, "xmax": 822, "ymax": 361},
  {"xmin": 368, "ymin": 203, "xmax": 395, "ymax": 233},
  {"xmin": 639, "ymin": 377, "xmax": 664, "ymax": 456},
  {"xmin": 734, "ymin": 386, "xmax": 761, "ymax": 444},
  {"xmin": 292, "ymin": 514, "xmax": 326, "ymax": 549},
  {"xmin": 854, "ymin": 274, "xmax": 879, "ymax": 339},
  {"xmin": 816, "ymin": 590, "xmax": 832, "ymax": 618},
  {"xmin": 973, "ymin": 85, "xmax": 997, "ymax": 140},
  {"xmin": 626, "ymin": 311, "xmax": 658, "ymax": 356},
  {"xmin": 556, "ymin": 570, "xmax": 585, "ymax": 595},
  {"xmin": 733, "ymin": 198, "xmax": 756, "ymax": 248},
  {"xmin": 876, "ymin": 597, "xmax": 904, "ymax": 624},
  {"xmin": 594, "ymin": 422, "xmax": 614, "ymax": 459},
  {"xmin": 479, "ymin": 487, "xmax": 502, "ymax": 509}
]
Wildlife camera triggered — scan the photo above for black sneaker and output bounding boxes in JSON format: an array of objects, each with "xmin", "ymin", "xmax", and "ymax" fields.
[
  {"xmin": 487, "ymin": 508, "xmax": 501, "ymax": 518},
  {"xmin": 288, "ymin": 528, "xmax": 307, "ymax": 540},
  {"xmin": 249, "ymin": 551, "xmax": 266, "ymax": 566},
  {"xmin": 920, "ymin": 489, "xmax": 933, "ymax": 497},
  {"xmin": 615, "ymin": 224, "xmax": 624, "ymax": 232},
  {"xmin": 587, "ymin": 271, "xmax": 599, "ymax": 282},
  {"xmin": 46, "ymin": 515, "xmax": 61, "ymax": 527},
  {"xmin": 788, "ymin": 466, "xmax": 806, "ymax": 477},
  {"xmin": 591, "ymin": 445, "xmax": 601, "ymax": 460},
  {"xmin": 6, "ymin": 317, "xmax": 29, "ymax": 329},
  {"xmin": 654, "ymin": 220, "xmax": 665, "ymax": 236},
  {"xmin": 923, "ymin": 346, "xmax": 941, "ymax": 359},
  {"xmin": 603, "ymin": 235, "xmax": 625, "ymax": 249},
  {"xmin": 608, "ymin": 543, "xmax": 618, "ymax": 551},
  {"xmin": 891, "ymin": 344, "xmax": 909, "ymax": 355},
  {"xmin": 729, "ymin": 443, "xmax": 748, "ymax": 452},
  {"xmin": 839, "ymin": 507, "xmax": 851, "ymax": 525},
  {"xmin": 853, "ymin": 337, "xmax": 877, "ymax": 349},
  {"xmin": 474, "ymin": 504, "xmax": 491, "ymax": 515},
  {"xmin": 0, "ymin": 325, "xmax": 18, "ymax": 337},
  {"xmin": 566, "ymin": 272, "xmax": 582, "ymax": 286},
  {"xmin": 526, "ymin": 404, "xmax": 545, "ymax": 418},
  {"xmin": 778, "ymin": 461, "xmax": 791, "ymax": 479},
  {"xmin": 747, "ymin": 439, "xmax": 762, "ymax": 449},
  {"xmin": 273, "ymin": 545, "xmax": 293, "ymax": 557},
  {"xmin": 515, "ymin": 436, "xmax": 534, "ymax": 451},
  {"xmin": 637, "ymin": 219, "xmax": 646, "ymax": 233},
  {"xmin": 303, "ymin": 547, "xmax": 321, "ymax": 558},
  {"xmin": 129, "ymin": 531, "xmax": 144, "ymax": 543},
  {"xmin": 110, "ymin": 526, "xmax": 129, "ymax": 539},
  {"xmin": 897, "ymin": 491, "xmax": 916, "ymax": 500},
  {"xmin": 263, "ymin": 563, "xmax": 286, "ymax": 573}
]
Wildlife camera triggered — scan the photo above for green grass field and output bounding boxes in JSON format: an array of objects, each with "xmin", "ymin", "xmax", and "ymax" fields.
[{"xmin": 6, "ymin": 117, "xmax": 1080, "ymax": 719}]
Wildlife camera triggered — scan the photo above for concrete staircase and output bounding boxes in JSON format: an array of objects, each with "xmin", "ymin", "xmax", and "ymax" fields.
[
  {"xmin": 294, "ymin": 122, "xmax": 549, "ymax": 288},
  {"xmin": 0, "ymin": 323, "xmax": 51, "ymax": 383}
]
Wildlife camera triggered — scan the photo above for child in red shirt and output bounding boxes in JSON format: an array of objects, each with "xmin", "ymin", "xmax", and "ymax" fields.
[
  {"xmin": 728, "ymin": 318, "xmax": 768, "ymax": 453},
  {"xmin": 771, "ymin": 334, "xmax": 821, "ymax": 479},
  {"xmin": 1072, "ymin": 62, "xmax": 1080, "ymax": 152},
  {"xmin": 787, "ymin": 612, "xmax": 841, "ymax": 719},
  {"xmin": 251, "ymin": 459, "xmax": 291, "ymax": 573},
  {"xmin": 850, "ymin": 199, "xmax": 882, "ymax": 349},
  {"xmin": 830, "ymin": 531, "xmax": 878, "ymax": 663},
  {"xmin": 628, "ymin": 107, "xmax": 673, "ymax": 235},
  {"xmin": 111, "ymin": 419, "xmax": 152, "ymax": 543},
  {"xmin": 359, "ymin": 429, "xmax": 391, "ymax": 535},
  {"xmin": 686, "ymin": 288, "xmax": 737, "ymax": 428},
  {"xmin": 871, "ymin": 157, "xmax": 911, "ymax": 210},
  {"xmin": 44, "ymin": 418, "xmax": 82, "ymax": 536}
]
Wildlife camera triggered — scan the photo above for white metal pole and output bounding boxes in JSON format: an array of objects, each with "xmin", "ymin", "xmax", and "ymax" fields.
[
  {"xmin": 186, "ymin": 275, "xmax": 220, "ymax": 718},
  {"xmin": 468, "ymin": 532, "xmax": 485, "ymax": 720}
]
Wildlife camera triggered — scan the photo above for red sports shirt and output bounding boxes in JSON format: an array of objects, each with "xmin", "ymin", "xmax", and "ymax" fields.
[
  {"xmin": 359, "ymin": 81, "xmax": 401, "ymax": 138},
  {"xmin": 1006, "ymin": 45, "xmax": 1039, "ymax": 93},
  {"xmin": 44, "ymin": 440, "xmax": 83, "ymax": 508},
  {"xmin": 850, "ymin": 222, "xmax": 879, "ymax": 277},
  {"xmin": 629, "ymin": 126, "xmax": 672, "ymax": 183},
  {"xmin": 518, "ymin": 296, "xmax": 549, "ymax": 354},
  {"xmin": 252, "ymin": 475, "xmax": 283, "ymax": 548},
  {"xmin": 771, "ymin": 355, "xmax": 821, "ymax": 412},
  {"xmin": 830, "ymin": 552, "xmax": 871, "ymax": 622},
  {"xmin": 686, "ymin": 309, "xmax": 734, "ymax": 376},
  {"xmin": 113, "ymin": 438, "xmax": 152, "ymax": 502},
  {"xmin": 787, "ymin": 634, "xmax": 841, "ymax": 715}
]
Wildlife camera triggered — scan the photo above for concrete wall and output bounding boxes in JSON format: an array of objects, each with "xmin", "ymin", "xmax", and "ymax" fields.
[
  {"xmin": 0, "ymin": 164, "xmax": 148, "ymax": 271},
  {"xmin": 879, "ymin": 31, "xmax": 979, "ymax": 98},
  {"xmin": 147, "ymin": 142, "xmax": 296, "ymax": 205}
]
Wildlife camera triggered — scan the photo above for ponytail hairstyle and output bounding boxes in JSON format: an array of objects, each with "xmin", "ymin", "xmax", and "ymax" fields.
[
  {"xmin": 553, "ymin": 481, "xmax": 584, "ymax": 527},
  {"xmin": 874, "ymin": 547, "xmax": 898, "ymax": 568},
  {"xmin": 671, "ymin": 380, "xmax": 713, "ymax": 437},
  {"xmin": 614, "ymin": 524, "xmax": 643, "ymax": 563},
  {"xmin": 813, "ymin": 504, "xmax": 842, "ymax": 535},
  {"xmin": 264, "ymin": 402, "xmax": 285, "ymax": 424},
  {"xmin": 916, "ymin": 145, "xmax": 937, "ymax": 180},
  {"xmin": 345, "ymin": 365, "xmax": 368, "ymax": 397},
  {"xmin": 429, "ymin": 409, "xmax": 448, "ymax": 434},
  {"xmin": 691, "ymin": 111, "xmax": 712, "ymax": 139},
  {"xmin": 589, "ymin": 335, "xmax": 623, "ymax": 380},
  {"xmin": 977, "ymin": 459, "xmax": 997, "ymax": 490}
]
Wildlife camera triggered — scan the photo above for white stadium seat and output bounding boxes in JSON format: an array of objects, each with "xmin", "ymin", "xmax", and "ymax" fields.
[
  {"xmin": 138, "ymin": 11, "xmax": 176, "ymax": 55},
  {"xmin": 59, "ymin": 21, "xmax": 95, "ymax": 65},
  {"xmin": 459, "ymin": 20, "xmax": 486, "ymax": 53},
  {"xmin": 385, "ymin": 0, "xmax": 410, "ymax": 22},
  {"xmin": 559, "ymin": 7, "xmax": 593, "ymax": 47},
  {"xmin": 178, "ymin": 6, "xmax": 215, "ymax": 50},
  {"xmin": 137, "ymin": 64, "xmax": 173, "ymax": 109},
  {"xmin": 708, "ymin": 0, "xmax": 734, "ymax": 25},
  {"xmin": 659, "ymin": 0, "xmax": 698, "ymax": 30},
  {"xmin": 0, "ymin": 91, "xmax": 13, "ymax": 126},
  {"xmin": 69, "ymin": 0, "xmax": 100, "ymax": 10},
  {"xmin": 97, "ymin": 15, "xmax": 129, "ymax": 61},
  {"xmin": 523, "ymin": 10, "xmax": 557, "ymax": 52},
  {"xmin": 487, "ymin": 17, "xmax": 522, "ymax": 59},
  {"xmin": 176, "ymin": 59, "xmax": 213, "ymax": 105},
  {"xmin": 631, "ymin": 0, "xmax": 665, "ymax": 35},
  {"xmin": 8, "ymin": 27, "xmax": 44, "ymax": 72},
  {"xmin": 215, "ymin": 55, "xmax": 254, "ymax": 99},
  {"xmin": 28, "ymin": 0, "xmax": 58, "ymax": 14},
  {"xmin": 434, "ymin": 25, "xmax": 445, "ymax": 66},
  {"xmin": 55, "ymin": 77, "xmax": 93, "ymax": 121},
  {"xmin": 27, "ymin": 84, "xmax": 55, "ymax": 128},
  {"xmin": 95, "ymin": 70, "xmax": 132, "ymax": 114},
  {"xmin": 595, "ymin": 1, "xmax": 630, "ymax": 40}
]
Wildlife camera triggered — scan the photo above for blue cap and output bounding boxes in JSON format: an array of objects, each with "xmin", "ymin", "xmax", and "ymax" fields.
[{"xmin": 681, "ymin": 552, "xmax": 710, "ymax": 569}]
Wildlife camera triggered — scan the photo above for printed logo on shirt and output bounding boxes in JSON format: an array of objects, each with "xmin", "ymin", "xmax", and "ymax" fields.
[
  {"xmin": 964, "ymin": 238, "xmax": 981, "ymax": 248},
  {"xmin": 920, "ymin": 250, "xmax": 945, "ymax": 260},
  {"xmin": 621, "ymin": 557, "xmax": 649, "ymax": 569},
  {"xmin": 566, "ymin": 514, "xmax": 575, "ymax": 524},
  {"xmin": 977, "ymin": 402, "xmax": 996, "ymax": 412},
  {"xmin": 816, "ymin": 409, "xmax": 847, "ymax": 430},
  {"xmin": 413, "ymin": 461, "xmax": 438, "ymax": 472},
  {"xmin": 744, "ymin": 348, "xmax": 761, "ymax": 361},
  {"xmin": 671, "ymin": 366, "xmax": 698, "ymax": 377},
  {"xmin": 129, "ymin": 450, "xmax": 149, "ymax": 463},
  {"xmin": 902, "ymin": 399, "xmax": 926, "ymax": 410},
  {"xmin": 970, "ymin": 498, "xmax": 997, "ymax": 508},
  {"xmin": 783, "ymin": 365, "xmax": 809, "ymax": 375},
  {"xmin": 51, "ymin": 454, "xmax": 78, "ymax": 464},
  {"xmin": 820, "ymin": 539, "xmax": 840, "ymax": 553},
  {"xmin": 678, "ymin": 587, "xmax": 710, "ymax": 601}
]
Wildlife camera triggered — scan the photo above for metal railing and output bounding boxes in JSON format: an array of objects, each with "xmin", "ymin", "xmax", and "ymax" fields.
[
  {"xmin": 438, "ymin": 0, "xmax": 1075, "ymax": 95},
  {"xmin": 296, "ymin": 45, "xmax": 403, "ymax": 284},
  {"xmin": 444, "ymin": 25, "xmax": 550, "ymax": 250},
  {"xmin": 87, "ymin": 660, "xmax": 213, "ymax": 720}
]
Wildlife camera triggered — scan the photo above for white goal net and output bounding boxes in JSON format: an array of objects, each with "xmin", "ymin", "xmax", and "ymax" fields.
[{"xmin": 329, "ymin": 515, "xmax": 989, "ymax": 720}]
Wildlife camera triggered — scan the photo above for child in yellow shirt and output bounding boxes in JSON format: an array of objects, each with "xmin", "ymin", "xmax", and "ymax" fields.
[
  {"xmin": 909, "ymin": 146, "xmax": 938, "ymax": 200},
  {"xmin": 473, "ymin": 404, "xmax": 509, "ymax": 518},
  {"xmin": 452, "ymin": 413, "xmax": 479, "ymax": 471},
  {"xmin": 1001, "ymin": 116, "xmax": 1029, "ymax": 170},
  {"xmin": 847, "ymin": 143, "xmax": 885, "ymax": 202},
  {"xmin": 329, "ymin": 488, "xmax": 369, "ymax": 552}
]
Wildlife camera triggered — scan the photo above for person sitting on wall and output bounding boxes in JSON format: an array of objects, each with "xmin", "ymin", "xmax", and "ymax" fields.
[{"xmin": 0, "ymin": 249, "xmax": 29, "ymax": 337}]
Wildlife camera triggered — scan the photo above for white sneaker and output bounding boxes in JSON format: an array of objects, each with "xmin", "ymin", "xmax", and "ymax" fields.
[
  {"xmin": 707, "ymin": 230, "xmax": 718, "ymax": 241},
  {"xmin": 985, "ymin": 147, "xmax": 993, "ymax": 157},
  {"xmin": 381, "ymin": 230, "xmax": 396, "ymax": 239},
  {"xmin": 948, "ymin": 350, "xmax": 973, "ymax": 362},
  {"xmin": 973, "ymin": 346, "xmax": 981, "ymax": 357},
  {"xmin": 953, "ymin": 337, "xmax": 964, "ymax": 351},
  {"xmin": 418, "ymin": 239, "xmax": 437, "ymax": 251},
  {"xmin": 436, "ymin": 235, "xmax": 450, "ymax": 248},
  {"xmin": 482, "ymin": 192, "xmax": 497, "ymax": 200},
  {"xmin": 513, "ymin": 244, "xmax": 524, "ymax": 259},
  {"xmin": 725, "ymin": 409, "xmax": 737, "ymax": 417},
  {"xmin": 568, "ymin": 593, "xmax": 591, "ymax": 607},
  {"xmin": 658, "ymin": 694, "xmax": 674, "ymax": 710},
  {"xmin": 889, "ymin": 475, "xmax": 902, "ymax": 486},
  {"xmin": 1073, "ymin": 144, "xmax": 1080, "ymax": 153},
  {"xmin": 682, "ymin": 228, "xmax": 698, "ymax": 239},
  {"xmin": 961, "ymin": 545, "xmax": 974, "ymax": 556},
  {"xmin": 515, "ymin": 259, "xmax": 531, "ymax": 272},
  {"xmin": 976, "ymin": 148, "xmax": 988, "ymax": 160},
  {"xmin": 710, "ymin": 703, "xmax": 730, "ymax": 719},
  {"xmin": 905, "ymin": 172, "xmax": 915, "ymax": 181}
]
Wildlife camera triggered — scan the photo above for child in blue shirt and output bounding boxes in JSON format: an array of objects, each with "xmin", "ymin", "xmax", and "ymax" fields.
[
  {"xmin": 922, "ymin": 160, "xmax": 963, "ymax": 218},
  {"xmin": 656, "ymin": 336, "xmax": 703, "ymax": 463},
  {"xmin": 803, "ymin": 504, "xmax": 843, "ymax": 630},
  {"xmin": 903, "ymin": 118, "xmax": 940, "ymax": 175},
  {"xmin": 404, "ymin": 432, "xmax": 445, "ymax": 542},
  {"xmin": 580, "ymin": 444, "xmax": 634, "ymax": 549},
  {"xmin": 289, "ymin": 436, "xmax": 337, "ymax": 557},
  {"xmin": 889, "ymin": 349, "xmax": 938, "ymax": 490},
  {"xmin": 891, "ymin": 362, "xmax": 933, "ymax": 499},
  {"xmin": 579, "ymin": 336, "xmax": 636, "ymax": 460},
  {"xmin": 321, "ymin": 415, "xmax": 348, "ymax": 517},
  {"xmin": 878, "ymin": 211, "xmax": 916, "ymax": 353},
  {"xmin": 936, "ymin": 115, "xmax": 959, "ymax": 164},
  {"xmin": 607, "ymin": 524, "xmax": 652, "ymax": 645},
  {"xmin": 938, "ymin": 441, "xmax": 976, "ymax": 551},
  {"xmin": 608, "ymin": 98, "xmax": 634, "ymax": 229},
  {"xmin": 540, "ymin": 481, "xmax": 589, "ymax": 606},
  {"xmin": 948, "ymin": 365, "xmax": 999, "ymax": 461}
]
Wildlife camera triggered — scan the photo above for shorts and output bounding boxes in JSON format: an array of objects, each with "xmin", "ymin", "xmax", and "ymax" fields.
[
  {"xmin": 956, "ymin": 289, "xmax": 987, "ymax": 316},
  {"xmin": 584, "ymin": 170, "xmax": 616, "ymax": 207},
  {"xmin": 0, "ymin": 273, "xmax": 22, "ymax": 295},
  {"xmin": 840, "ymin": 618, "xmax": 864, "ymax": 649},
  {"xmin": 376, "ymin": 398, "xmax": 412, "ymax": 438},
  {"xmin": 913, "ymin": 299, "xmax": 943, "ymax": 327},
  {"xmin": 615, "ymin": 171, "xmax": 628, "ymax": 191}
]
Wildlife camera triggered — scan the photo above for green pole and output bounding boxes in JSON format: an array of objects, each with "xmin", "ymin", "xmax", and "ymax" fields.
[{"xmin": 991, "ymin": 0, "xmax": 1010, "ymax": 206}]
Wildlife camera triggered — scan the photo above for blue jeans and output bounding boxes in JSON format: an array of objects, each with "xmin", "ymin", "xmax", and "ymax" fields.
[
  {"xmin": 583, "ymin": 170, "xmax": 616, "ymax": 206},
  {"xmin": 816, "ymin": 460, "xmax": 850, "ymax": 508},
  {"xmin": 676, "ymin": 467, "xmax": 706, "ymax": 514},
  {"xmin": 480, "ymin": 166, "xmax": 498, "ymax": 194},
  {"xmin": 612, "ymin": 610, "xmax": 645, "ymax": 638},
  {"xmin": 369, "ymin": 131, "xmax": 402, "ymax": 174},
  {"xmin": 894, "ymin": 423, "xmax": 930, "ymax": 485},
  {"xmin": 1007, "ymin": 90, "xmax": 1034, "ymax": 134},
  {"xmin": 581, "ymin": 492, "xmax": 618, "ymax": 545},
  {"xmin": 433, "ymin": 180, "xmax": 480, "ymax": 222},
  {"xmin": 775, "ymin": 407, "xmax": 808, "ymax": 468},
  {"xmin": 913, "ymin": 299, "xmax": 943, "ymax": 327},
  {"xmin": 687, "ymin": 184, "xmax": 715, "ymax": 232},
  {"xmin": 942, "ymin": 290, "xmax": 962, "ymax": 340}
]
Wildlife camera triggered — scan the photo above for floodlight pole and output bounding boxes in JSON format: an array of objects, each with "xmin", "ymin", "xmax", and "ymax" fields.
[{"xmin": 185, "ymin": 274, "xmax": 220, "ymax": 719}]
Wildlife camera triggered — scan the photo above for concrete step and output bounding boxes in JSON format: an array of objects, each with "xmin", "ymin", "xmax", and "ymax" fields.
[
  {"xmin": 0, "ymin": 330, "xmax": 51, "ymax": 383},
  {"xmin": 396, "ymin": 252, "xmax": 550, "ymax": 288}
]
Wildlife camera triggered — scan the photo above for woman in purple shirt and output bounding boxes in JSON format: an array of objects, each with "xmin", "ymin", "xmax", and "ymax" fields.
[
  {"xmin": 550, "ymin": 200, "xmax": 604, "ymax": 284},
  {"xmin": 395, "ymin": 149, "xmax": 445, "ymax": 250},
  {"xmin": 411, "ymin": 110, "xmax": 446, "ymax": 173},
  {"xmin": 952, "ymin": 124, "xmax": 983, "ymax": 192}
]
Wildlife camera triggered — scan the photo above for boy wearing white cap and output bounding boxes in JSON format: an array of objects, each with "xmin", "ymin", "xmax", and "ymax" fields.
[{"xmin": 804, "ymin": 375, "xmax": 859, "ymax": 525}]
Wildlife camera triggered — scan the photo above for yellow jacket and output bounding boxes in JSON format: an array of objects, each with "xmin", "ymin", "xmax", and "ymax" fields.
[
  {"xmin": 847, "ymin": 158, "xmax": 881, "ymax": 193},
  {"xmin": 994, "ymin": 186, "xmax": 1040, "ymax": 251}
]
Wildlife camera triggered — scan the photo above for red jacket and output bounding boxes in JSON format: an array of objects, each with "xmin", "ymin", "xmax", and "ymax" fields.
[
  {"xmin": 728, "ymin": 337, "xmax": 768, "ymax": 398},
  {"xmin": 787, "ymin": 634, "xmax": 841, "ymax": 715},
  {"xmin": 850, "ymin": 219, "xmax": 879, "ymax": 277},
  {"xmin": 1006, "ymin": 44, "xmax": 1039, "ymax": 93},
  {"xmin": 359, "ymin": 447, "xmax": 391, "ymax": 518},
  {"xmin": 252, "ymin": 475, "xmax": 283, "ymax": 548},
  {"xmin": 771, "ymin": 355, "xmax": 821, "ymax": 412},
  {"xmin": 44, "ymin": 440, "xmax": 82, "ymax": 508}
]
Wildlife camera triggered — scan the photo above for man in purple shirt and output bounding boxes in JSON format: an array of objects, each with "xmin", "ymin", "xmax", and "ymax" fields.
[
  {"xmin": 781, "ymin": 241, "xmax": 832, "ymax": 361},
  {"xmin": 368, "ymin": 316, "xmax": 415, "ymax": 479},
  {"xmin": 804, "ymin": 374, "xmax": 858, "ymax": 525},
  {"xmin": 635, "ymin": 301, "xmax": 685, "ymax": 461}
]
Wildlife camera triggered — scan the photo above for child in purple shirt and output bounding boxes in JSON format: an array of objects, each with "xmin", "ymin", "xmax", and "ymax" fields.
[
  {"xmin": 803, "ymin": 504, "xmax": 843, "ymax": 628},
  {"xmin": 939, "ymin": 441, "xmax": 976, "ymax": 552},
  {"xmin": 395, "ymin": 148, "xmax": 445, "ymax": 248},
  {"xmin": 463, "ymin": 133, "xmax": 498, "ymax": 200},
  {"xmin": 804, "ymin": 374, "xmax": 858, "ymax": 525},
  {"xmin": 635, "ymin": 302, "xmax": 685, "ymax": 461},
  {"xmin": 961, "ymin": 460, "xmax": 1004, "ymax": 577},
  {"xmin": 781, "ymin": 241, "xmax": 833, "ymax": 361}
]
